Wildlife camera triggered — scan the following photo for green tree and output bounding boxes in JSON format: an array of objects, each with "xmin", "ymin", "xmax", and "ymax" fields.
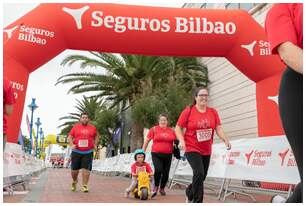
[
  {"xmin": 23, "ymin": 136, "xmax": 31, "ymax": 153},
  {"xmin": 57, "ymin": 52, "xmax": 208, "ymax": 151},
  {"xmin": 58, "ymin": 95, "xmax": 120, "ymax": 155},
  {"xmin": 58, "ymin": 95, "xmax": 103, "ymax": 136},
  {"xmin": 95, "ymin": 108, "xmax": 120, "ymax": 155},
  {"xmin": 132, "ymin": 83, "xmax": 192, "ymax": 130}
]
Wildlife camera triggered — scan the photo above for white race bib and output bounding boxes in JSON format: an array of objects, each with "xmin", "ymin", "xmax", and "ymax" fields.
[
  {"xmin": 196, "ymin": 128, "xmax": 212, "ymax": 142},
  {"xmin": 78, "ymin": 139, "xmax": 89, "ymax": 147},
  {"xmin": 136, "ymin": 166, "xmax": 146, "ymax": 174}
]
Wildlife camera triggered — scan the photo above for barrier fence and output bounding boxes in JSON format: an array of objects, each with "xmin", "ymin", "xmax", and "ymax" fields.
[
  {"xmin": 3, "ymin": 142, "xmax": 46, "ymax": 195},
  {"xmin": 3, "ymin": 136, "xmax": 299, "ymax": 201},
  {"xmin": 92, "ymin": 135, "xmax": 300, "ymax": 201}
]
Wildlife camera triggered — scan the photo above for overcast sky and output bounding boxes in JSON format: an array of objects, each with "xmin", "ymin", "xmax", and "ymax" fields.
[{"xmin": 3, "ymin": 2, "xmax": 184, "ymax": 153}]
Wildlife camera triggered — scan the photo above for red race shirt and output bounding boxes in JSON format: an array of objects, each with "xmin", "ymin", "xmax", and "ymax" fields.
[
  {"xmin": 131, "ymin": 162, "xmax": 153, "ymax": 176},
  {"xmin": 3, "ymin": 78, "xmax": 16, "ymax": 134},
  {"xmin": 69, "ymin": 123, "xmax": 97, "ymax": 151},
  {"xmin": 147, "ymin": 125, "xmax": 176, "ymax": 154},
  {"xmin": 176, "ymin": 106, "xmax": 221, "ymax": 155},
  {"xmin": 265, "ymin": 3, "xmax": 303, "ymax": 54}
]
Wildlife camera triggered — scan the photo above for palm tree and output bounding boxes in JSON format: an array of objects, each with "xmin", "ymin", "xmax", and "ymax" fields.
[
  {"xmin": 58, "ymin": 95, "xmax": 103, "ymax": 135},
  {"xmin": 56, "ymin": 52, "xmax": 208, "ymax": 151},
  {"xmin": 58, "ymin": 95, "xmax": 120, "ymax": 154}
]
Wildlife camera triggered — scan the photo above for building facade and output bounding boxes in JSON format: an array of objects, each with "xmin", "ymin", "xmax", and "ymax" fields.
[{"xmin": 183, "ymin": 3, "xmax": 272, "ymax": 143}]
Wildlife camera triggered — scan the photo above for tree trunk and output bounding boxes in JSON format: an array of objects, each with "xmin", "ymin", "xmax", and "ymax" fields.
[
  {"xmin": 130, "ymin": 122, "xmax": 144, "ymax": 152},
  {"xmin": 113, "ymin": 144, "xmax": 119, "ymax": 156}
]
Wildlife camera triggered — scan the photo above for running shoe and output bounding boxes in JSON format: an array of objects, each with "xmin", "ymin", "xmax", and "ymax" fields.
[
  {"xmin": 270, "ymin": 195, "xmax": 286, "ymax": 203},
  {"xmin": 71, "ymin": 181, "xmax": 77, "ymax": 192},
  {"xmin": 81, "ymin": 185, "xmax": 89, "ymax": 193},
  {"xmin": 159, "ymin": 188, "xmax": 166, "ymax": 196}
]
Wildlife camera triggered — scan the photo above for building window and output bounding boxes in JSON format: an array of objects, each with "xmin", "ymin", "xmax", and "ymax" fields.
[
  {"xmin": 240, "ymin": 3, "xmax": 256, "ymax": 11},
  {"xmin": 225, "ymin": 3, "xmax": 239, "ymax": 9},
  {"xmin": 183, "ymin": 3, "xmax": 204, "ymax": 8},
  {"xmin": 200, "ymin": 3, "xmax": 215, "ymax": 9},
  {"xmin": 226, "ymin": 3, "xmax": 258, "ymax": 11},
  {"xmin": 184, "ymin": 3, "xmax": 259, "ymax": 11}
]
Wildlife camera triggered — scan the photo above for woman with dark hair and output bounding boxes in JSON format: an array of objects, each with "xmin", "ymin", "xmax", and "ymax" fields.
[
  {"xmin": 142, "ymin": 114, "xmax": 176, "ymax": 196},
  {"xmin": 175, "ymin": 87, "xmax": 231, "ymax": 203}
]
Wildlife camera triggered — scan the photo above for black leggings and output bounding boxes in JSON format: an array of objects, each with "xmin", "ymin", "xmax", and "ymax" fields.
[
  {"xmin": 185, "ymin": 152, "xmax": 211, "ymax": 203},
  {"xmin": 151, "ymin": 152, "xmax": 172, "ymax": 189},
  {"xmin": 279, "ymin": 68, "xmax": 303, "ymax": 203}
]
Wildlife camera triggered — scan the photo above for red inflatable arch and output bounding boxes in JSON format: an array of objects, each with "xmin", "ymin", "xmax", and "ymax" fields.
[{"xmin": 4, "ymin": 3, "xmax": 285, "ymax": 143}]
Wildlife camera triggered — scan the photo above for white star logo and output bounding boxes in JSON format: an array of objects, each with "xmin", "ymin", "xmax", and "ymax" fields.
[
  {"xmin": 3, "ymin": 25, "xmax": 19, "ymax": 39},
  {"xmin": 241, "ymin": 41, "xmax": 257, "ymax": 56},
  {"xmin": 268, "ymin": 95, "xmax": 279, "ymax": 105},
  {"xmin": 62, "ymin": 6, "xmax": 90, "ymax": 30}
]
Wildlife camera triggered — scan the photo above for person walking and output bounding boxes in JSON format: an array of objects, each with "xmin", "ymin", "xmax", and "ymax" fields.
[
  {"xmin": 175, "ymin": 87, "xmax": 231, "ymax": 203},
  {"xmin": 142, "ymin": 114, "xmax": 176, "ymax": 196},
  {"xmin": 68, "ymin": 112, "xmax": 99, "ymax": 193},
  {"xmin": 265, "ymin": 3, "xmax": 303, "ymax": 203}
]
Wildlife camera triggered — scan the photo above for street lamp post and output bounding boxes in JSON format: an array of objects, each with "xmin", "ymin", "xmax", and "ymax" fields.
[
  {"xmin": 35, "ymin": 117, "xmax": 41, "ymax": 158},
  {"xmin": 28, "ymin": 98, "xmax": 38, "ymax": 155},
  {"xmin": 39, "ymin": 128, "xmax": 44, "ymax": 158},
  {"xmin": 42, "ymin": 131, "xmax": 45, "ymax": 159}
]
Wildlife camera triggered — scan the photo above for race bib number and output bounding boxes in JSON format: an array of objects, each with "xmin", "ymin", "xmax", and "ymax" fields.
[
  {"xmin": 196, "ymin": 128, "xmax": 212, "ymax": 142},
  {"xmin": 136, "ymin": 166, "xmax": 146, "ymax": 174},
  {"xmin": 78, "ymin": 139, "xmax": 88, "ymax": 148}
]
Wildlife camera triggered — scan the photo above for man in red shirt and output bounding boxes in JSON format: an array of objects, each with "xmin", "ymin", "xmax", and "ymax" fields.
[
  {"xmin": 265, "ymin": 3, "xmax": 302, "ymax": 203},
  {"xmin": 3, "ymin": 78, "xmax": 16, "ymax": 149},
  {"xmin": 68, "ymin": 112, "xmax": 99, "ymax": 193}
]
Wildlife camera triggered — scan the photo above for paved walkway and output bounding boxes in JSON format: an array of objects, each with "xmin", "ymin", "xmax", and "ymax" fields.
[{"xmin": 4, "ymin": 168, "xmax": 273, "ymax": 203}]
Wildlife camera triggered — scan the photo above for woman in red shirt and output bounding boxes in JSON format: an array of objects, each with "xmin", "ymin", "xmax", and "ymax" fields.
[
  {"xmin": 175, "ymin": 87, "xmax": 231, "ymax": 203},
  {"xmin": 142, "ymin": 114, "xmax": 176, "ymax": 196},
  {"xmin": 265, "ymin": 3, "xmax": 303, "ymax": 203}
]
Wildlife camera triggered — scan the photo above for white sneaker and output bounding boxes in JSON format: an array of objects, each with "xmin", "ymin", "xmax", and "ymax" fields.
[
  {"xmin": 124, "ymin": 190, "xmax": 130, "ymax": 198},
  {"xmin": 271, "ymin": 195, "xmax": 286, "ymax": 203}
]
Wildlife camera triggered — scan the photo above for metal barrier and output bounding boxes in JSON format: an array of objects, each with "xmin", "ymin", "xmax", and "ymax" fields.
[
  {"xmin": 218, "ymin": 178, "xmax": 293, "ymax": 202},
  {"xmin": 92, "ymin": 151, "xmax": 296, "ymax": 202},
  {"xmin": 3, "ymin": 167, "xmax": 46, "ymax": 196},
  {"xmin": 168, "ymin": 158, "xmax": 294, "ymax": 202},
  {"xmin": 3, "ymin": 175, "xmax": 30, "ymax": 195}
]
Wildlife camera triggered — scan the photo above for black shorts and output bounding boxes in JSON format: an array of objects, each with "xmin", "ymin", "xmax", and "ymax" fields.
[{"xmin": 71, "ymin": 151, "xmax": 93, "ymax": 171}]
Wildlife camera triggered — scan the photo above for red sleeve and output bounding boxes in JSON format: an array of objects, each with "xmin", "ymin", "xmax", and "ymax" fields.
[
  {"xmin": 131, "ymin": 163, "xmax": 136, "ymax": 175},
  {"xmin": 69, "ymin": 126, "xmax": 75, "ymax": 138},
  {"xmin": 147, "ymin": 127, "xmax": 154, "ymax": 140},
  {"xmin": 176, "ymin": 107, "xmax": 191, "ymax": 128},
  {"xmin": 145, "ymin": 163, "xmax": 153, "ymax": 174},
  {"xmin": 265, "ymin": 4, "xmax": 298, "ymax": 54},
  {"xmin": 212, "ymin": 108, "xmax": 221, "ymax": 126},
  {"xmin": 4, "ymin": 79, "xmax": 16, "ymax": 105}
]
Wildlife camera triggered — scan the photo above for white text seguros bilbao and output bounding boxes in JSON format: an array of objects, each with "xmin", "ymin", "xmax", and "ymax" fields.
[
  {"xmin": 17, "ymin": 25, "xmax": 55, "ymax": 45},
  {"xmin": 91, "ymin": 11, "xmax": 236, "ymax": 35},
  {"xmin": 19, "ymin": 25, "xmax": 55, "ymax": 38}
]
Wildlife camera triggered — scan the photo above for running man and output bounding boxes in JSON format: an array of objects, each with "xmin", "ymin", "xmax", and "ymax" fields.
[{"xmin": 68, "ymin": 112, "xmax": 99, "ymax": 192}]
